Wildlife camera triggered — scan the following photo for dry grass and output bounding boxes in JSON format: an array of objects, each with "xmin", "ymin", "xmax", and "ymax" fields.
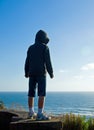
[
  {"xmin": 60, "ymin": 113, "xmax": 94, "ymax": 130},
  {"xmin": 0, "ymin": 100, "xmax": 5, "ymax": 110}
]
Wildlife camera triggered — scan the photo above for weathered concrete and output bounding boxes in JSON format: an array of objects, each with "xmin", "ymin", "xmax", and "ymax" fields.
[
  {"xmin": 10, "ymin": 119, "xmax": 62, "ymax": 130},
  {"xmin": 0, "ymin": 110, "xmax": 63, "ymax": 130},
  {"xmin": 0, "ymin": 111, "xmax": 19, "ymax": 130}
]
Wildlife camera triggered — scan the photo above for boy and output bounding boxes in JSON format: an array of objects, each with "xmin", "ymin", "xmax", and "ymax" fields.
[{"xmin": 24, "ymin": 30, "xmax": 54, "ymax": 120}]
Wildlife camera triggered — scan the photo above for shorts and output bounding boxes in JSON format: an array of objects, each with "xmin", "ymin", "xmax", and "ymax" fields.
[{"xmin": 28, "ymin": 76, "xmax": 46, "ymax": 97}]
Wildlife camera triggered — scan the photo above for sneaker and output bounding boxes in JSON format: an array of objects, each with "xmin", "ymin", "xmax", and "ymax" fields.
[
  {"xmin": 27, "ymin": 112, "xmax": 37, "ymax": 119},
  {"xmin": 36, "ymin": 113, "xmax": 51, "ymax": 120}
]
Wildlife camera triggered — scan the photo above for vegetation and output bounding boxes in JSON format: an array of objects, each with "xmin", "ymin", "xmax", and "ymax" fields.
[
  {"xmin": 61, "ymin": 113, "xmax": 94, "ymax": 130},
  {"xmin": 87, "ymin": 118, "xmax": 94, "ymax": 130},
  {"xmin": 0, "ymin": 100, "xmax": 5, "ymax": 110},
  {"xmin": 9, "ymin": 102, "xmax": 25, "ymax": 111}
]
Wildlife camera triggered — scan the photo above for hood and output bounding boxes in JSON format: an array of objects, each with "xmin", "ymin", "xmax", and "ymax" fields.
[{"xmin": 35, "ymin": 30, "xmax": 49, "ymax": 44}]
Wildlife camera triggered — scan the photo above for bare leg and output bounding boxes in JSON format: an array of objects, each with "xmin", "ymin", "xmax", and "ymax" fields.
[
  {"xmin": 37, "ymin": 96, "xmax": 50, "ymax": 120},
  {"xmin": 38, "ymin": 96, "xmax": 45, "ymax": 114},
  {"xmin": 28, "ymin": 97, "xmax": 34, "ymax": 107},
  {"xmin": 28, "ymin": 97, "xmax": 34, "ymax": 115}
]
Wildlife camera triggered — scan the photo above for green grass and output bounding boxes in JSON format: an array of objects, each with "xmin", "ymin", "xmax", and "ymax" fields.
[
  {"xmin": 87, "ymin": 118, "xmax": 94, "ymax": 130},
  {"xmin": 61, "ymin": 113, "xmax": 94, "ymax": 130}
]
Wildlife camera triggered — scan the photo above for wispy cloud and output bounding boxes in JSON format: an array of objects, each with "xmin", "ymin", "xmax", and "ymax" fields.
[
  {"xmin": 59, "ymin": 69, "xmax": 69, "ymax": 73},
  {"xmin": 73, "ymin": 75, "xmax": 83, "ymax": 80},
  {"xmin": 81, "ymin": 63, "xmax": 94, "ymax": 70},
  {"xmin": 88, "ymin": 75, "xmax": 94, "ymax": 79},
  {"xmin": 59, "ymin": 69, "xmax": 65, "ymax": 73},
  {"xmin": 73, "ymin": 74, "xmax": 94, "ymax": 80}
]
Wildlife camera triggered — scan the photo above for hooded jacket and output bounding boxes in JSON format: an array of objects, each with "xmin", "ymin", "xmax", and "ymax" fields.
[{"xmin": 24, "ymin": 30, "xmax": 53, "ymax": 77}]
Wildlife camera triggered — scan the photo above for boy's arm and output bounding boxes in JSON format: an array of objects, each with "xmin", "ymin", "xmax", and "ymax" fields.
[
  {"xmin": 44, "ymin": 47, "xmax": 54, "ymax": 78},
  {"xmin": 24, "ymin": 50, "xmax": 29, "ymax": 78}
]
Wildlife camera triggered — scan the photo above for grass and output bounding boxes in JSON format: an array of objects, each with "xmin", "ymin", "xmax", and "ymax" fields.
[
  {"xmin": 0, "ymin": 100, "xmax": 5, "ymax": 110},
  {"xmin": 87, "ymin": 118, "xmax": 94, "ymax": 130},
  {"xmin": 0, "ymin": 100, "xmax": 25, "ymax": 111},
  {"xmin": 61, "ymin": 113, "xmax": 94, "ymax": 130},
  {"xmin": 9, "ymin": 102, "xmax": 25, "ymax": 111}
]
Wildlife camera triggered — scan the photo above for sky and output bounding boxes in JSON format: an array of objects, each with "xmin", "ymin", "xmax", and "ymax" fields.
[{"xmin": 0, "ymin": 0, "xmax": 94, "ymax": 92}]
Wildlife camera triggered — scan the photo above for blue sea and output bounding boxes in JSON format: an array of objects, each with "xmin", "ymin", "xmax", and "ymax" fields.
[{"xmin": 0, "ymin": 92, "xmax": 94, "ymax": 118}]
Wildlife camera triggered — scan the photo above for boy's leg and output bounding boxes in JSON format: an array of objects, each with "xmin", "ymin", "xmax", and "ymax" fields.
[
  {"xmin": 38, "ymin": 96, "xmax": 45, "ymax": 114},
  {"xmin": 28, "ymin": 77, "xmax": 36, "ymax": 117},
  {"xmin": 37, "ymin": 76, "xmax": 51, "ymax": 120},
  {"xmin": 37, "ymin": 96, "xmax": 51, "ymax": 120},
  {"xmin": 28, "ymin": 97, "xmax": 34, "ymax": 114},
  {"xmin": 37, "ymin": 76, "xmax": 46, "ymax": 114}
]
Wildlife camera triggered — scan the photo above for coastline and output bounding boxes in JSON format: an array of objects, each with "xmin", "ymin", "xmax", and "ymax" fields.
[
  {"xmin": 1, "ymin": 109, "xmax": 94, "ymax": 130},
  {"xmin": 0, "ymin": 108, "xmax": 63, "ymax": 121}
]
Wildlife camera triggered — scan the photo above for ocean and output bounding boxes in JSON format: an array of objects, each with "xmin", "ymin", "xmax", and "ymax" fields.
[{"xmin": 0, "ymin": 92, "xmax": 94, "ymax": 118}]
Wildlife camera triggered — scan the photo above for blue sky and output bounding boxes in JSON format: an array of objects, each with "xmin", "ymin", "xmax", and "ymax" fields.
[{"xmin": 0, "ymin": 0, "xmax": 94, "ymax": 92}]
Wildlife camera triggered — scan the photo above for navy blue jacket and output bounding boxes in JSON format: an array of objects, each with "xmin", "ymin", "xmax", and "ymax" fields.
[{"xmin": 24, "ymin": 42, "xmax": 53, "ymax": 77}]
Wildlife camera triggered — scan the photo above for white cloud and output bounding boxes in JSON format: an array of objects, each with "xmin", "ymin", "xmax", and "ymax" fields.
[
  {"xmin": 81, "ymin": 63, "xmax": 94, "ymax": 70},
  {"xmin": 59, "ymin": 69, "xmax": 69, "ymax": 73},
  {"xmin": 73, "ymin": 75, "xmax": 83, "ymax": 80},
  {"xmin": 59, "ymin": 69, "xmax": 65, "ymax": 73},
  {"xmin": 88, "ymin": 75, "xmax": 94, "ymax": 79}
]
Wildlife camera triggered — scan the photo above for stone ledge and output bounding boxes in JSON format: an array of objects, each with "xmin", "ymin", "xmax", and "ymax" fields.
[
  {"xmin": 0, "ymin": 110, "xmax": 19, "ymax": 130},
  {"xmin": 10, "ymin": 119, "xmax": 62, "ymax": 130}
]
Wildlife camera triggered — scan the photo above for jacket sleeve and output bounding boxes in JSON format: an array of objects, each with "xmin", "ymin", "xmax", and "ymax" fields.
[
  {"xmin": 24, "ymin": 49, "xmax": 30, "ymax": 77},
  {"xmin": 44, "ymin": 46, "xmax": 53, "ymax": 78}
]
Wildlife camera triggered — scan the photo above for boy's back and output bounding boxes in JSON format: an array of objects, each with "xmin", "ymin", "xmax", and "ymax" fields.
[
  {"xmin": 26, "ymin": 42, "xmax": 47, "ymax": 76},
  {"xmin": 25, "ymin": 40, "xmax": 53, "ymax": 78}
]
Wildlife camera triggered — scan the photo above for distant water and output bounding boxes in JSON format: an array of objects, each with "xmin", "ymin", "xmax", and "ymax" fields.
[{"xmin": 0, "ymin": 92, "xmax": 94, "ymax": 118}]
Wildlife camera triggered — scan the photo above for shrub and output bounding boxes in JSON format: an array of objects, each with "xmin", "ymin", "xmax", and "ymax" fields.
[
  {"xmin": 62, "ymin": 113, "xmax": 88, "ymax": 130},
  {"xmin": 0, "ymin": 100, "xmax": 5, "ymax": 110},
  {"xmin": 88, "ymin": 118, "xmax": 94, "ymax": 130},
  {"xmin": 9, "ymin": 103, "xmax": 25, "ymax": 111}
]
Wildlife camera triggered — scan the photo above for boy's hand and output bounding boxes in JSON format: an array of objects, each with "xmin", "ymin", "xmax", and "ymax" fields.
[
  {"xmin": 25, "ymin": 74, "xmax": 29, "ymax": 78},
  {"xmin": 50, "ymin": 73, "xmax": 54, "ymax": 78}
]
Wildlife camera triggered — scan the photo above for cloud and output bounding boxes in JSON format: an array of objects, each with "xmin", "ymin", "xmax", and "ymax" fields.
[
  {"xmin": 88, "ymin": 75, "xmax": 94, "ymax": 79},
  {"xmin": 59, "ymin": 69, "xmax": 65, "ymax": 73},
  {"xmin": 73, "ymin": 75, "xmax": 83, "ymax": 80},
  {"xmin": 73, "ymin": 74, "xmax": 94, "ymax": 80},
  {"xmin": 59, "ymin": 69, "xmax": 69, "ymax": 73},
  {"xmin": 81, "ymin": 63, "xmax": 94, "ymax": 70}
]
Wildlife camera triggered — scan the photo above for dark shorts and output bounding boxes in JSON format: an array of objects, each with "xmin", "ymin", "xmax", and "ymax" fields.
[{"xmin": 28, "ymin": 76, "xmax": 46, "ymax": 97}]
